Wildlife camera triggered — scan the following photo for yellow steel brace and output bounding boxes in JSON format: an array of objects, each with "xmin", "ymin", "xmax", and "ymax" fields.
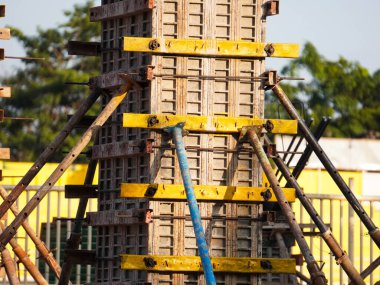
[
  {"xmin": 123, "ymin": 114, "xmax": 298, "ymax": 134},
  {"xmin": 121, "ymin": 255, "xmax": 296, "ymax": 274},
  {"xmin": 121, "ymin": 183, "xmax": 296, "ymax": 203},
  {"xmin": 123, "ymin": 37, "xmax": 300, "ymax": 59}
]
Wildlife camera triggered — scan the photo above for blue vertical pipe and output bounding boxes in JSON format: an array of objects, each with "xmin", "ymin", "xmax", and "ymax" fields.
[{"xmin": 166, "ymin": 123, "xmax": 217, "ymax": 285}]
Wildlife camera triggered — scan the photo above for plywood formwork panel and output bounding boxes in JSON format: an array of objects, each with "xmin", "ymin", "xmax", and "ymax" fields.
[{"xmin": 91, "ymin": 0, "xmax": 287, "ymax": 284}]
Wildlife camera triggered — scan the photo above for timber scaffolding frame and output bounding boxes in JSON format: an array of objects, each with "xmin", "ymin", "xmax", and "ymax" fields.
[{"xmin": 0, "ymin": 2, "xmax": 378, "ymax": 285}]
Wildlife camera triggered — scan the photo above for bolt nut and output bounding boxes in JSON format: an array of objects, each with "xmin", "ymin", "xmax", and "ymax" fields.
[{"xmin": 149, "ymin": 39, "xmax": 160, "ymax": 50}]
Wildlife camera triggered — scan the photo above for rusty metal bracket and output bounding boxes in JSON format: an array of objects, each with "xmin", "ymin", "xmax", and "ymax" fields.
[
  {"xmin": 139, "ymin": 65, "xmax": 155, "ymax": 81},
  {"xmin": 64, "ymin": 185, "xmax": 98, "ymax": 199},
  {"xmin": 263, "ymin": 70, "xmax": 280, "ymax": 88},
  {"xmin": 264, "ymin": 1, "xmax": 280, "ymax": 17},
  {"xmin": 91, "ymin": 139, "xmax": 154, "ymax": 160}
]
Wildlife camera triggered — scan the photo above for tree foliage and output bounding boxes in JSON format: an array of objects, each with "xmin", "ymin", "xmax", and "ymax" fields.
[
  {"xmin": 0, "ymin": 1, "xmax": 100, "ymax": 161},
  {"xmin": 267, "ymin": 42, "xmax": 380, "ymax": 138}
]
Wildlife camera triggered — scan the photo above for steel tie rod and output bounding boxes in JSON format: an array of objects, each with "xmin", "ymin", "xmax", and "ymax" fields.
[
  {"xmin": 266, "ymin": 136, "xmax": 365, "ymax": 285},
  {"xmin": 243, "ymin": 127, "xmax": 327, "ymax": 285},
  {"xmin": 0, "ymin": 88, "xmax": 102, "ymax": 220},
  {"xmin": 269, "ymin": 83, "xmax": 380, "ymax": 248},
  {"xmin": 164, "ymin": 123, "xmax": 216, "ymax": 285},
  {"xmin": 59, "ymin": 153, "xmax": 98, "ymax": 285},
  {"xmin": 0, "ymin": 80, "xmax": 133, "ymax": 250}
]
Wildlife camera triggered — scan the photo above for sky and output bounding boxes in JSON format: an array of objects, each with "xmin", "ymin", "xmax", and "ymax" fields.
[{"xmin": 1, "ymin": 0, "xmax": 380, "ymax": 76}]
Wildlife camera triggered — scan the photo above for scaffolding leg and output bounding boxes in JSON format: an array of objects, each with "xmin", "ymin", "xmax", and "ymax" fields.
[
  {"xmin": 269, "ymin": 84, "xmax": 380, "ymax": 248},
  {"xmin": 165, "ymin": 123, "xmax": 216, "ymax": 285},
  {"xmin": 244, "ymin": 127, "xmax": 327, "ymax": 285},
  {"xmin": 0, "ymin": 223, "xmax": 48, "ymax": 285},
  {"xmin": 0, "ymin": 186, "xmax": 66, "ymax": 283},
  {"xmin": 286, "ymin": 117, "xmax": 330, "ymax": 182},
  {"xmin": 58, "ymin": 156, "xmax": 98, "ymax": 285},
  {"xmin": 348, "ymin": 256, "xmax": 380, "ymax": 285},
  {"xmin": 0, "ymin": 88, "xmax": 101, "ymax": 220},
  {"xmin": 269, "ymin": 137, "xmax": 365, "ymax": 285},
  {"xmin": 0, "ymin": 82, "xmax": 132, "ymax": 249},
  {"xmin": 1, "ymin": 247, "xmax": 20, "ymax": 285}
]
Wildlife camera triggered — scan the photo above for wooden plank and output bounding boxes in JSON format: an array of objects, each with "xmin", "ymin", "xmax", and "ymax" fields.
[
  {"xmin": 0, "ymin": 28, "xmax": 10, "ymax": 40},
  {"xmin": 121, "ymin": 255, "xmax": 296, "ymax": 274},
  {"xmin": 0, "ymin": 148, "xmax": 10, "ymax": 160},
  {"xmin": 123, "ymin": 113, "xmax": 298, "ymax": 134},
  {"xmin": 121, "ymin": 183, "xmax": 296, "ymax": 203},
  {"xmin": 0, "ymin": 87, "xmax": 10, "ymax": 98},
  {"xmin": 123, "ymin": 37, "xmax": 300, "ymax": 59}
]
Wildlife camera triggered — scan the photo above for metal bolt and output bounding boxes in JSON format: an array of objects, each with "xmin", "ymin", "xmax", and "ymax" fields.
[
  {"xmin": 264, "ymin": 44, "xmax": 275, "ymax": 57},
  {"xmin": 143, "ymin": 257, "xmax": 157, "ymax": 268},
  {"xmin": 147, "ymin": 115, "xmax": 159, "ymax": 127},
  {"xmin": 261, "ymin": 189, "xmax": 273, "ymax": 201},
  {"xmin": 148, "ymin": 39, "xmax": 160, "ymax": 50}
]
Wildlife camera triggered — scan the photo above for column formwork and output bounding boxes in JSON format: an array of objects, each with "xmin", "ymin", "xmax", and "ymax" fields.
[{"xmin": 87, "ymin": 1, "xmax": 289, "ymax": 284}]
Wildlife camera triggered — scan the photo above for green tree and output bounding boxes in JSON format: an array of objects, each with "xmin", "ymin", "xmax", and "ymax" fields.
[
  {"xmin": 0, "ymin": 1, "xmax": 100, "ymax": 161},
  {"xmin": 267, "ymin": 42, "xmax": 380, "ymax": 138}
]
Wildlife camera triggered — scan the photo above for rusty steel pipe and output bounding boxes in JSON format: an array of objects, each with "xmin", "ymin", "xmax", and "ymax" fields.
[
  {"xmin": 0, "ymin": 82, "xmax": 132, "ymax": 249},
  {"xmin": 271, "ymin": 147, "xmax": 365, "ymax": 285},
  {"xmin": 1, "ymin": 247, "xmax": 20, "ymax": 285},
  {"xmin": 0, "ymin": 89, "xmax": 101, "ymax": 220},
  {"xmin": 0, "ymin": 223, "xmax": 48, "ymax": 285},
  {"xmin": 274, "ymin": 232, "xmax": 298, "ymax": 285},
  {"xmin": 270, "ymin": 84, "xmax": 380, "ymax": 248},
  {"xmin": 0, "ymin": 186, "xmax": 64, "ymax": 282},
  {"xmin": 245, "ymin": 128, "xmax": 327, "ymax": 285},
  {"xmin": 59, "ymin": 157, "xmax": 98, "ymax": 285},
  {"xmin": 348, "ymin": 256, "xmax": 380, "ymax": 285}
]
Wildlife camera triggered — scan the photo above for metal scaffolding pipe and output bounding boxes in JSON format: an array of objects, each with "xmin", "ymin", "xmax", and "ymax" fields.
[
  {"xmin": 270, "ymin": 84, "xmax": 380, "ymax": 248},
  {"xmin": 0, "ymin": 222, "xmax": 48, "ymax": 285},
  {"xmin": 271, "ymin": 145, "xmax": 365, "ymax": 285},
  {"xmin": 245, "ymin": 127, "xmax": 327, "ymax": 285},
  {"xmin": 59, "ymin": 156, "xmax": 98, "ymax": 285},
  {"xmin": 1, "ymin": 247, "xmax": 20, "ymax": 285},
  {"xmin": 0, "ymin": 82, "xmax": 131, "ymax": 249},
  {"xmin": 0, "ymin": 186, "xmax": 64, "ymax": 281},
  {"xmin": 165, "ymin": 123, "xmax": 216, "ymax": 285},
  {"xmin": 0, "ymin": 89, "xmax": 101, "ymax": 220}
]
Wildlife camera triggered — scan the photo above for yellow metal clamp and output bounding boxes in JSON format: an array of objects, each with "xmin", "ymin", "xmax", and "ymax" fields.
[
  {"xmin": 121, "ymin": 183, "xmax": 296, "ymax": 203},
  {"xmin": 123, "ymin": 114, "xmax": 298, "ymax": 134},
  {"xmin": 123, "ymin": 37, "xmax": 300, "ymax": 59},
  {"xmin": 121, "ymin": 255, "xmax": 296, "ymax": 274}
]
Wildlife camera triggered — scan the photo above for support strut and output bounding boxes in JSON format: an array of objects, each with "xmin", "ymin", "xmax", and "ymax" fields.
[
  {"xmin": 0, "ymin": 186, "xmax": 64, "ymax": 282},
  {"xmin": 58, "ymin": 154, "xmax": 98, "ymax": 285},
  {"xmin": 269, "ymin": 83, "xmax": 380, "ymax": 248},
  {"xmin": 0, "ymin": 222, "xmax": 47, "ymax": 285},
  {"xmin": 164, "ymin": 123, "xmax": 216, "ymax": 285},
  {"xmin": 1, "ymin": 247, "xmax": 20, "ymax": 285},
  {"xmin": 243, "ymin": 127, "xmax": 327, "ymax": 285},
  {"xmin": 0, "ymin": 88, "xmax": 101, "ymax": 220},
  {"xmin": 267, "ymin": 137, "xmax": 365, "ymax": 285},
  {"xmin": 0, "ymin": 81, "xmax": 132, "ymax": 249}
]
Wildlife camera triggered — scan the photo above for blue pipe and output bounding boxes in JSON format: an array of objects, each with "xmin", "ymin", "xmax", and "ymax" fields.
[{"xmin": 166, "ymin": 123, "xmax": 217, "ymax": 285}]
